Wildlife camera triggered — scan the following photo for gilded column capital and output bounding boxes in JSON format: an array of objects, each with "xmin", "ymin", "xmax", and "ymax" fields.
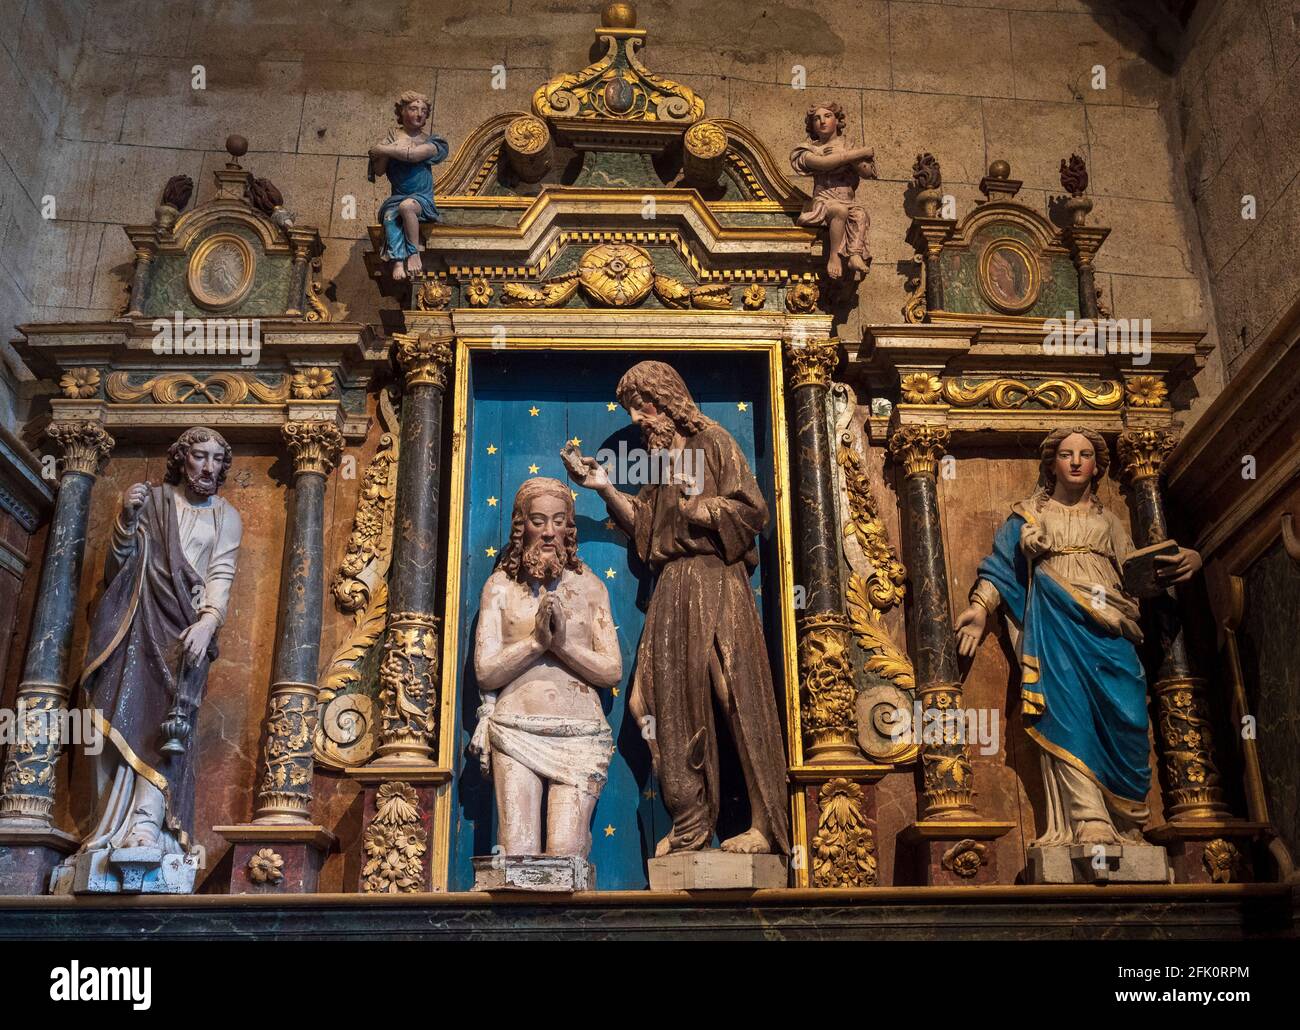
[
  {"xmin": 784, "ymin": 337, "xmax": 840, "ymax": 390},
  {"xmin": 1117, "ymin": 427, "xmax": 1177, "ymax": 484},
  {"xmin": 47, "ymin": 420, "xmax": 114, "ymax": 478},
  {"xmin": 394, "ymin": 331, "xmax": 454, "ymax": 390},
  {"xmin": 888, "ymin": 424, "xmax": 950, "ymax": 479},
  {"xmin": 282, "ymin": 420, "xmax": 344, "ymax": 477}
]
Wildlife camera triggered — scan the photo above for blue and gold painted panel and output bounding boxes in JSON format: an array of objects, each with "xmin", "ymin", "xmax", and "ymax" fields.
[{"xmin": 444, "ymin": 346, "xmax": 790, "ymax": 890}]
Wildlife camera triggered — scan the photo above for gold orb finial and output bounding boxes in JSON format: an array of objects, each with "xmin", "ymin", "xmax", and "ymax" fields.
[
  {"xmin": 988, "ymin": 159, "xmax": 1011, "ymax": 180},
  {"xmin": 601, "ymin": 2, "xmax": 637, "ymax": 28}
]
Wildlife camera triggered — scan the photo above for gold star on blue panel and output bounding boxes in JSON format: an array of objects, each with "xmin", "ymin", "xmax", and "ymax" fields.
[
  {"xmin": 737, "ymin": 401, "xmax": 748, "ymax": 411},
  {"xmin": 528, "ymin": 406, "xmax": 540, "ymax": 417}
]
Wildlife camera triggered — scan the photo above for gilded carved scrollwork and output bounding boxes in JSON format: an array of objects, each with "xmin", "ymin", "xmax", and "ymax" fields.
[
  {"xmin": 0, "ymin": 695, "xmax": 61, "ymax": 820},
  {"xmin": 361, "ymin": 782, "xmax": 428, "ymax": 894},
  {"xmin": 579, "ymin": 243, "xmax": 655, "ymax": 306},
  {"xmin": 811, "ymin": 778, "xmax": 878, "ymax": 888},
  {"xmin": 940, "ymin": 377, "xmax": 1123, "ymax": 410},
  {"xmin": 941, "ymin": 838, "xmax": 987, "ymax": 879},
  {"xmin": 651, "ymin": 274, "xmax": 731, "ymax": 310},
  {"xmin": 501, "ymin": 272, "xmax": 580, "ymax": 309},
  {"xmin": 315, "ymin": 389, "xmax": 400, "ymax": 770}
]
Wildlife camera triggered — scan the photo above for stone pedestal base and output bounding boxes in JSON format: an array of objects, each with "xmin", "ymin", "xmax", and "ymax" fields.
[
  {"xmin": 1025, "ymin": 843, "xmax": 1172, "ymax": 884},
  {"xmin": 0, "ymin": 826, "xmax": 78, "ymax": 895},
  {"xmin": 647, "ymin": 851, "xmax": 787, "ymax": 891},
  {"xmin": 901, "ymin": 820, "xmax": 1015, "ymax": 886},
  {"xmin": 50, "ymin": 846, "xmax": 201, "ymax": 895},
  {"xmin": 472, "ymin": 854, "xmax": 594, "ymax": 892},
  {"xmin": 215, "ymin": 824, "xmax": 335, "ymax": 894}
]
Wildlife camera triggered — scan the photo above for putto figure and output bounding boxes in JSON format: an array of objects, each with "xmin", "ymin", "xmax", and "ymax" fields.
[
  {"xmin": 368, "ymin": 89, "xmax": 450, "ymax": 282},
  {"xmin": 564, "ymin": 361, "xmax": 790, "ymax": 857},
  {"xmin": 790, "ymin": 101, "xmax": 877, "ymax": 281},
  {"xmin": 55, "ymin": 427, "xmax": 242, "ymax": 893},
  {"xmin": 470, "ymin": 478, "xmax": 621, "ymax": 867},
  {"xmin": 954, "ymin": 428, "xmax": 1201, "ymax": 847}
]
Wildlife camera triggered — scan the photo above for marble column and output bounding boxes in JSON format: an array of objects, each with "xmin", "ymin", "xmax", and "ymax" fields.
[
  {"xmin": 888, "ymin": 422, "xmax": 1012, "ymax": 885},
  {"xmin": 785, "ymin": 337, "xmax": 860, "ymax": 763},
  {"xmin": 1117, "ymin": 429, "xmax": 1231, "ymax": 823},
  {"xmin": 886, "ymin": 424, "xmax": 973, "ymax": 819},
  {"xmin": 0, "ymin": 421, "xmax": 113, "ymax": 894},
  {"xmin": 371, "ymin": 330, "xmax": 453, "ymax": 766},
  {"xmin": 1063, "ymin": 225, "xmax": 1109, "ymax": 321},
  {"xmin": 215, "ymin": 419, "xmax": 343, "ymax": 894}
]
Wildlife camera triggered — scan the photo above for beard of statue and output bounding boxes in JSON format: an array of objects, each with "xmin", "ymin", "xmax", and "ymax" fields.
[
  {"xmin": 186, "ymin": 467, "xmax": 219, "ymax": 497},
  {"xmin": 521, "ymin": 540, "xmax": 567, "ymax": 582},
  {"xmin": 640, "ymin": 410, "xmax": 677, "ymax": 451}
]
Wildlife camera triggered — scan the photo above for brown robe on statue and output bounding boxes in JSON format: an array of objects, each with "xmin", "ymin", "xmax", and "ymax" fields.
[{"xmin": 622, "ymin": 422, "xmax": 790, "ymax": 853}]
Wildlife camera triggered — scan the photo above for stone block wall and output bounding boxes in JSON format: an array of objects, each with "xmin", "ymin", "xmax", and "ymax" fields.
[
  {"xmin": 1173, "ymin": 0, "xmax": 1300, "ymax": 378},
  {"xmin": 0, "ymin": 0, "xmax": 1239, "ymax": 428}
]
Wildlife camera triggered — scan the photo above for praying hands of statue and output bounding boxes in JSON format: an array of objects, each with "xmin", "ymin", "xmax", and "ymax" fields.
[
  {"xmin": 1154, "ymin": 546, "xmax": 1202, "ymax": 585},
  {"xmin": 954, "ymin": 602, "xmax": 989, "ymax": 658}
]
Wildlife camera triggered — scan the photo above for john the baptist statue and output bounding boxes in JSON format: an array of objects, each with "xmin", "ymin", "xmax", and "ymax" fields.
[
  {"xmin": 564, "ymin": 361, "xmax": 790, "ymax": 862},
  {"xmin": 54, "ymin": 427, "xmax": 242, "ymax": 894}
]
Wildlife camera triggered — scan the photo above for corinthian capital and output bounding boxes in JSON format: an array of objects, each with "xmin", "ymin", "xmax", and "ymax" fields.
[
  {"xmin": 784, "ymin": 337, "xmax": 840, "ymax": 390},
  {"xmin": 282, "ymin": 420, "xmax": 344, "ymax": 477},
  {"xmin": 1117, "ymin": 428, "xmax": 1177, "ymax": 485},
  {"xmin": 394, "ymin": 331, "xmax": 454, "ymax": 390},
  {"xmin": 888, "ymin": 424, "xmax": 950, "ymax": 479},
  {"xmin": 47, "ymin": 420, "xmax": 114, "ymax": 478}
]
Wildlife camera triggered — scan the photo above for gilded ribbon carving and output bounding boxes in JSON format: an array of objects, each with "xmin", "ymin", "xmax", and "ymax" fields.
[
  {"xmin": 939, "ymin": 377, "xmax": 1123, "ymax": 410},
  {"xmin": 105, "ymin": 370, "xmax": 291, "ymax": 405}
]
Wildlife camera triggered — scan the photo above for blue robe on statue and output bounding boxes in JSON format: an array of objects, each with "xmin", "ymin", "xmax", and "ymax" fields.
[
  {"xmin": 976, "ymin": 510, "xmax": 1151, "ymax": 811},
  {"xmin": 372, "ymin": 134, "xmax": 450, "ymax": 261}
]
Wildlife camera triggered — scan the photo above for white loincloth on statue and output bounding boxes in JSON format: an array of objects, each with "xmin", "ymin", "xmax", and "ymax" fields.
[{"xmin": 487, "ymin": 713, "xmax": 613, "ymax": 796}]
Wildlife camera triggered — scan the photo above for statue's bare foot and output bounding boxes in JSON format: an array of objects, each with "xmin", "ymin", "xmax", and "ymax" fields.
[
  {"xmin": 392, "ymin": 259, "xmax": 407, "ymax": 282},
  {"xmin": 654, "ymin": 835, "xmax": 674, "ymax": 858},
  {"xmin": 826, "ymin": 253, "xmax": 843, "ymax": 279},
  {"xmin": 848, "ymin": 254, "xmax": 869, "ymax": 275},
  {"xmin": 720, "ymin": 827, "xmax": 772, "ymax": 854},
  {"xmin": 405, "ymin": 253, "xmax": 423, "ymax": 277},
  {"xmin": 1075, "ymin": 819, "xmax": 1122, "ymax": 846}
]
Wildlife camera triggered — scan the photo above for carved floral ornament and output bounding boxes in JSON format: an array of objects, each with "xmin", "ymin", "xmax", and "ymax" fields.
[
  {"xmin": 941, "ymin": 838, "xmax": 987, "ymax": 879},
  {"xmin": 247, "ymin": 848, "xmax": 284, "ymax": 884},
  {"xmin": 811, "ymin": 778, "xmax": 877, "ymax": 888},
  {"xmin": 362, "ymin": 781, "xmax": 428, "ymax": 894},
  {"xmin": 59, "ymin": 367, "xmax": 100, "ymax": 399}
]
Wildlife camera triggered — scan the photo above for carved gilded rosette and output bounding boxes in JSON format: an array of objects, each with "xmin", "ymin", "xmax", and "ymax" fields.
[
  {"xmin": 811, "ymin": 778, "xmax": 877, "ymax": 888},
  {"xmin": 1155, "ymin": 677, "xmax": 1228, "ymax": 820},
  {"xmin": 46, "ymin": 420, "xmax": 114, "ymax": 478},
  {"xmin": 917, "ymin": 683, "xmax": 975, "ymax": 817},
  {"xmin": 683, "ymin": 120, "xmax": 727, "ymax": 182},
  {"xmin": 504, "ymin": 115, "xmax": 553, "ymax": 182},
  {"xmin": 1117, "ymin": 427, "xmax": 1177, "ymax": 485},
  {"xmin": 282, "ymin": 420, "xmax": 344, "ymax": 477},
  {"xmin": 798, "ymin": 612, "xmax": 859, "ymax": 761},
  {"xmin": 393, "ymin": 331, "xmax": 454, "ymax": 390},
  {"xmin": 375, "ymin": 611, "xmax": 440, "ymax": 760},
  {"xmin": 784, "ymin": 337, "xmax": 840, "ymax": 391},
  {"xmin": 361, "ymin": 781, "xmax": 428, "ymax": 893},
  {"xmin": 255, "ymin": 687, "xmax": 319, "ymax": 821},
  {"xmin": 888, "ymin": 424, "xmax": 950, "ymax": 479}
]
